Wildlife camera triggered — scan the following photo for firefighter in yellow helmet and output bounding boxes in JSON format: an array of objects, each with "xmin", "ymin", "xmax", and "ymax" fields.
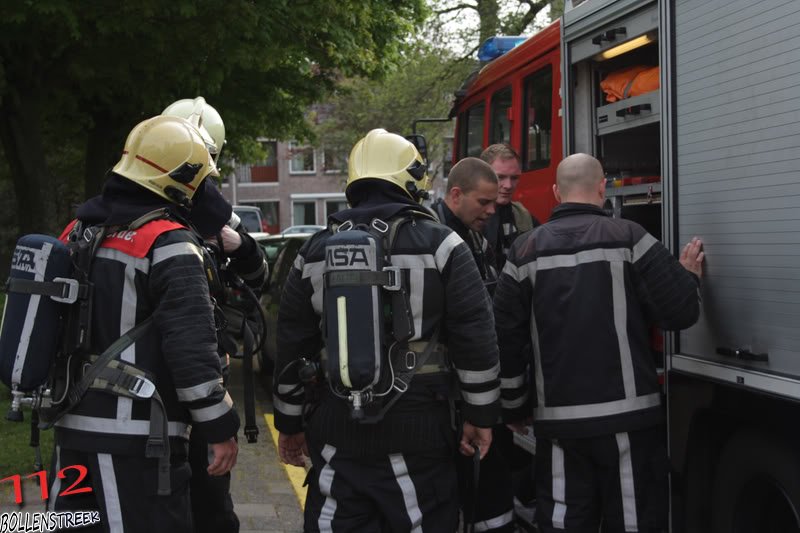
[
  {"xmin": 161, "ymin": 98, "xmax": 267, "ymax": 533},
  {"xmin": 345, "ymin": 128, "xmax": 433, "ymax": 204},
  {"xmin": 49, "ymin": 115, "xmax": 239, "ymax": 532},
  {"xmin": 162, "ymin": 96, "xmax": 226, "ymax": 165},
  {"xmin": 274, "ymin": 128, "xmax": 501, "ymax": 531}
]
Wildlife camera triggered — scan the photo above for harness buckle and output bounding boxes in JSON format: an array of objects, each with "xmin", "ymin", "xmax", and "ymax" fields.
[
  {"xmin": 404, "ymin": 350, "xmax": 416, "ymax": 370},
  {"xmin": 129, "ymin": 375, "xmax": 156, "ymax": 399},
  {"xmin": 383, "ymin": 266, "xmax": 402, "ymax": 291},
  {"xmin": 51, "ymin": 277, "xmax": 80, "ymax": 304},
  {"xmin": 145, "ymin": 437, "xmax": 165, "ymax": 458},
  {"xmin": 393, "ymin": 377, "xmax": 409, "ymax": 393},
  {"xmin": 371, "ymin": 219, "xmax": 389, "ymax": 234}
]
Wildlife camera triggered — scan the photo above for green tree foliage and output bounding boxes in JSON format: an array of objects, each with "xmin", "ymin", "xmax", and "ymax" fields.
[
  {"xmin": 314, "ymin": 44, "xmax": 475, "ymax": 183},
  {"xmin": 0, "ymin": 0, "xmax": 427, "ymax": 239},
  {"xmin": 315, "ymin": 0, "xmax": 562, "ymax": 190},
  {"xmin": 430, "ymin": 0, "xmax": 559, "ymax": 57}
]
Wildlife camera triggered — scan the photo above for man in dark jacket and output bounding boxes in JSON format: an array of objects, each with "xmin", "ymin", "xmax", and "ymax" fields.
[
  {"xmin": 433, "ymin": 157, "xmax": 518, "ymax": 532},
  {"xmin": 495, "ymin": 153, "xmax": 704, "ymax": 533},
  {"xmin": 432, "ymin": 156, "xmax": 499, "ymax": 295},
  {"xmin": 48, "ymin": 115, "xmax": 240, "ymax": 532},
  {"xmin": 274, "ymin": 129, "xmax": 500, "ymax": 532},
  {"xmin": 480, "ymin": 144, "xmax": 539, "ymax": 271}
]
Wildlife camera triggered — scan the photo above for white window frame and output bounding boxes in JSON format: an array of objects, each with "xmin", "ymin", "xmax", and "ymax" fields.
[
  {"xmin": 288, "ymin": 141, "xmax": 316, "ymax": 175},
  {"xmin": 291, "ymin": 200, "xmax": 318, "ymax": 225},
  {"xmin": 322, "ymin": 148, "xmax": 344, "ymax": 174}
]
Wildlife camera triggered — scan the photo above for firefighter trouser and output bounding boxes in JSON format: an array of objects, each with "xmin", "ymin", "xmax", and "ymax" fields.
[
  {"xmin": 534, "ymin": 426, "xmax": 668, "ymax": 533},
  {"xmin": 303, "ymin": 442, "xmax": 458, "ymax": 532},
  {"xmin": 189, "ymin": 427, "xmax": 239, "ymax": 533},
  {"xmin": 457, "ymin": 424, "xmax": 523, "ymax": 532},
  {"xmin": 48, "ymin": 444, "xmax": 192, "ymax": 533}
]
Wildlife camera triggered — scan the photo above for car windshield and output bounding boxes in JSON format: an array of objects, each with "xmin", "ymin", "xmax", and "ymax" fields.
[
  {"xmin": 283, "ymin": 225, "xmax": 324, "ymax": 235},
  {"xmin": 237, "ymin": 211, "xmax": 262, "ymax": 233}
]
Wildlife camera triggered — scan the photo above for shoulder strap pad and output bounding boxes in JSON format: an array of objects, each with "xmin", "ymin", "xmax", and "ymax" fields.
[{"xmin": 100, "ymin": 219, "xmax": 186, "ymax": 258}]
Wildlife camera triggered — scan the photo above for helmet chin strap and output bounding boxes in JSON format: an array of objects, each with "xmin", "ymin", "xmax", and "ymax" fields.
[
  {"xmin": 406, "ymin": 181, "xmax": 429, "ymax": 202},
  {"xmin": 165, "ymin": 186, "xmax": 193, "ymax": 209}
]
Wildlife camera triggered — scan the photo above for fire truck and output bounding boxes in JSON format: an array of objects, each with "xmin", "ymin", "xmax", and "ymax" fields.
[{"xmin": 452, "ymin": 1, "xmax": 800, "ymax": 531}]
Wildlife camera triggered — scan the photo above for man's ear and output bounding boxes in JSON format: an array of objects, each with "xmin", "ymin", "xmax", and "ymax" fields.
[
  {"xmin": 451, "ymin": 186, "xmax": 463, "ymax": 204},
  {"xmin": 552, "ymin": 183, "xmax": 561, "ymax": 203},
  {"xmin": 598, "ymin": 179, "xmax": 607, "ymax": 202}
]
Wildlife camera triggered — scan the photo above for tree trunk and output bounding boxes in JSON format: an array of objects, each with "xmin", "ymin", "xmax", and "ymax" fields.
[
  {"xmin": 477, "ymin": 0, "xmax": 501, "ymax": 45},
  {"xmin": 85, "ymin": 110, "xmax": 125, "ymax": 198},
  {"xmin": 0, "ymin": 91, "xmax": 53, "ymax": 235}
]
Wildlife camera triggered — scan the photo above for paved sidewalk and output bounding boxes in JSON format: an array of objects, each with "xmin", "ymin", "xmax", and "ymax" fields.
[
  {"xmin": 0, "ymin": 358, "xmax": 305, "ymax": 533},
  {"xmin": 228, "ymin": 357, "xmax": 305, "ymax": 533}
]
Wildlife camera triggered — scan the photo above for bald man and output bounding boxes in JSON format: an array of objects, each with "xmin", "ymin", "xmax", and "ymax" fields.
[{"xmin": 494, "ymin": 153, "xmax": 704, "ymax": 533}]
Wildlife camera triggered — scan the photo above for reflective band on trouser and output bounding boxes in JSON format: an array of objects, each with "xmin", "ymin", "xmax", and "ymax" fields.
[
  {"xmin": 337, "ymin": 296, "xmax": 351, "ymax": 388},
  {"xmin": 474, "ymin": 510, "xmax": 514, "ymax": 532},
  {"xmin": 551, "ymin": 441, "xmax": 567, "ymax": 529},
  {"xmin": 390, "ymin": 453, "xmax": 423, "ymax": 533},
  {"xmin": 98, "ymin": 453, "xmax": 125, "ymax": 533},
  {"xmin": 318, "ymin": 445, "xmax": 338, "ymax": 533},
  {"xmin": 47, "ymin": 445, "xmax": 63, "ymax": 512},
  {"xmin": 616, "ymin": 432, "xmax": 638, "ymax": 531},
  {"xmin": 535, "ymin": 392, "xmax": 660, "ymax": 421}
]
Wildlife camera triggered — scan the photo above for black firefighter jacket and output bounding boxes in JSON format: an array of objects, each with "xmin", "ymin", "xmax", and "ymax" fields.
[
  {"xmin": 494, "ymin": 203, "xmax": 700, "ymax": 439},
  {"xmin": 274, "ymin": 200, "xmax": 501, "ymax": 456},
  {"xmin": 54, "ymin": 181, "xmax": 240, "ymax": 456}
]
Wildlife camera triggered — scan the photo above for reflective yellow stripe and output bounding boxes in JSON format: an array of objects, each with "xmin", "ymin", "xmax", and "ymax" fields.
[{"xmin": 337, "ymin": 296, "xmax": 351, "ymax": 388}]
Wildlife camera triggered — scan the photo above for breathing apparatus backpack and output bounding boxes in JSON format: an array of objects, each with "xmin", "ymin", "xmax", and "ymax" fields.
[
  {"xmin": 0, "ymin": 210, "xmax": 182, "ymax": 494},
  {"xmin": 322, "ymin": 214, "xmax": 441, "ymax": 423}
]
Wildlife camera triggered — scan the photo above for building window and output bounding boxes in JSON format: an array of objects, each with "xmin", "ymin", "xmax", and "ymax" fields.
[
  {"xmin": 251, "ymin": 140, "xmax": 278, "ymax": 182},
  {"xmin": 458, "ymin": 102, "xmax": 485, "ymax": 159},
  {"xmin": 323, "ymin": 148, "xmax": 344, "ymax": 174},
  {"xmin": 293, "ymin": 201, "xmax": 317, "ymax": 225},
  {"xmin": 523, "ymin": 65, "xmax": 553, "ymax": 171},
  {"xmin": 288, "ymin": 142, "xmax": 316, "ymax": 174},
  {"xmin": 325, "ymin": 199, "xmax": 348, "ymax": 219}
]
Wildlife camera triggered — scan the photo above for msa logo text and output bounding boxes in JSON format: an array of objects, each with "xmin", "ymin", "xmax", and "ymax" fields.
[
  {"xmin": 326, "ymin": 245, "xmax": 373, "ymax": 269},
  {"xmin": 11, "ymin": 248, "xmax": 37, "ymax": 273}
]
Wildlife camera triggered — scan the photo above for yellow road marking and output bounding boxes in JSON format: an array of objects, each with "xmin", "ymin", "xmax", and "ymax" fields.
[{"xmin": 264, "ymin": 413, "xmax": 307, "ymax": 510}]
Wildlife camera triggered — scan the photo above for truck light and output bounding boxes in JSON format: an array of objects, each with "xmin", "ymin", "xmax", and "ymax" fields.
[
  {"xmin": 597, "ymin": 34, "xmax": 654, "ymax": 60},
  {"xmin": 478, "ymin": 36, "xmax": 527, "ymax": 62}
]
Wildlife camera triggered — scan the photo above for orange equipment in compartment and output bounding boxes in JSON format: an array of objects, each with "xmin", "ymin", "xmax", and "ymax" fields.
[{"xmin": 601, "ymin": 66, "xmax": 660, "ymax": 102}]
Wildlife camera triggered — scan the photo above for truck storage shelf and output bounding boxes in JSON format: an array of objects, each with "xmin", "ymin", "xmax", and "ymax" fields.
[
  {"xmin": 606, "ymin": 182, "xmax": 661, "ymax": 197},
  {"xmin": 596, "ymin": 90, "xmax": 660, "ymax": 136}
]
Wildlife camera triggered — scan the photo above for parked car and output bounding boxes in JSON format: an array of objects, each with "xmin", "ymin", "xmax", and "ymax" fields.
[
  {"xmin": 281, "ymin": 224, "xmax": 325, "ymax": 236},
  {"xmin": 233, "ymin": 205, "xmax": 268, "ymax": 233},
  {"xmin": 253, "ymin": 232, "xmax": 316, "ymax": 379}
]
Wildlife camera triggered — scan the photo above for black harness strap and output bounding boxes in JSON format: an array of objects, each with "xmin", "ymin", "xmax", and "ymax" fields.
[{"xmin": 240, "ymin": 319, "xmax": 259, "ymax": 443}]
